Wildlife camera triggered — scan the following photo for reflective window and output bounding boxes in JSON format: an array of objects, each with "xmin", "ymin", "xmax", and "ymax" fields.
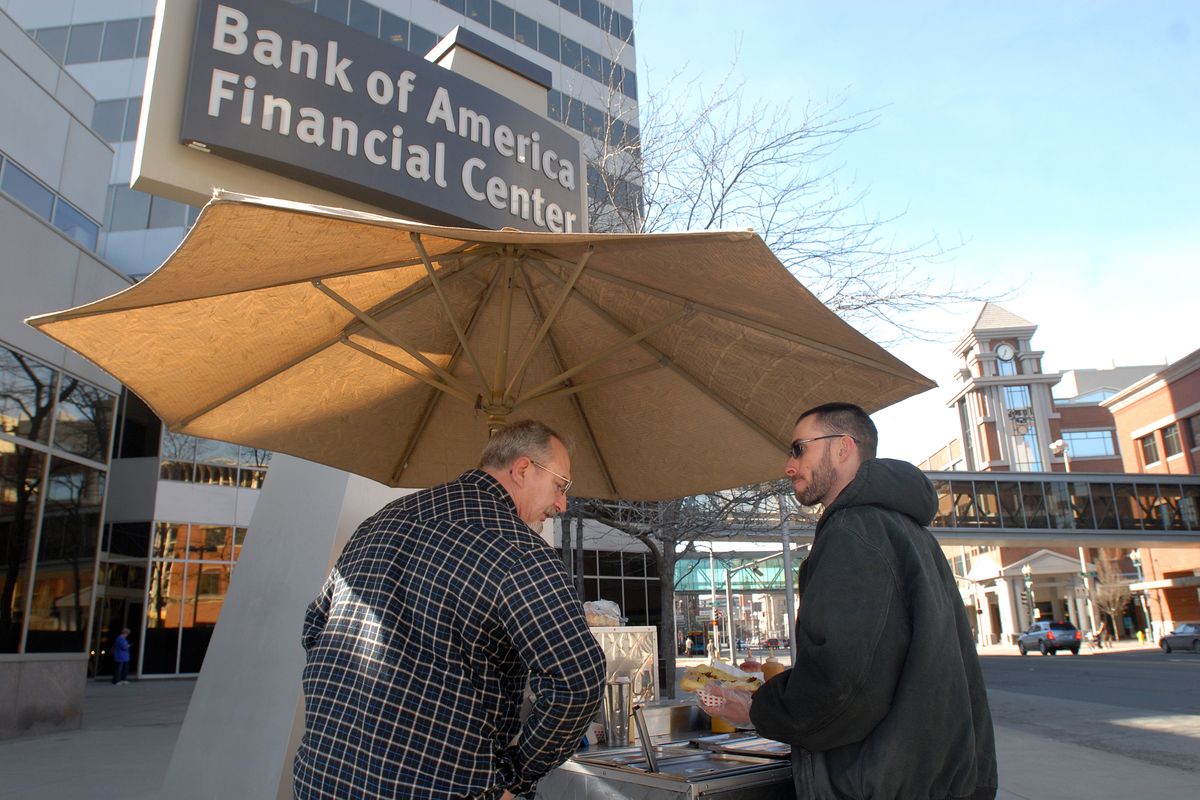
[
  {"xmin": 53, "ymin": 199, "xmax": 100, "ymax": 249},
  {"xmin": 136, "ymin": 17, "xmax": 153, "ymax": 58},
  {"xmin": 108, "ymin": 185, "xmax": 151, "ymax": 231},
  {"xmin": 1068, "ymin": 481, "xmax": 1096, "ymax": 528},
  {"xmin": 348, "ymin": 0, "xmax": 380, "ymax": 35},
  {"xmin": 1113, "ymin": 484, "xmax": 1146, "ymax": 529},
  {"xmin": 0, "ymin": 446, "xmax": 46, "ymax": 652},
  {"xmin": 1182, "ymin": 484, "xmax": 1200, "ymax": 530},
  {"xmin": 1, "ymin": 159, "xmax": 55, "ymax": 220},
  {"xmin": 1139, "ymin": 434, "xmax": 1160, "ymax": 466},
  {"xmin": 160, "ymin": 432, "xmax": 197, "ymax": 481},
  {"xmin": 25, "ymin": 459, "xmax": 104, "ymax": 652},
  {"xmin": 1, "ymin": 348, "xmax": 56, "ymax": 443},
  {"xmin": 1044, "ymin": 482, "xmax": 1074, "ymax": 529},
  {"xmin": 932, "ymin": 479, "xmax": 954, "ymax": 526},
  {"xmin": 1161, "ymin": 423, "xmax": 1183, "ymax": 458},
  {"xmin": 124, "ymin": 97, "xmax": 142, "ymax": 142},
  {"xmin": 950, "ymin": 480, "xmax": 976, "ymax": 526},
  {"xmin": 100, "ymin": 18, "xmax": 139, "ymax": 61},
  {"xmin": 409, "ymin": 24, "xmax": 436, "ymax": 56},
  {"xmin": 34, "ymin": 26, "xmax": 70, "ymax": 62},
  {"xmin": 53, "ymin": 378, "xmax": 116, "ymax": 461},
  {"xmin": 144, "ymin": 559, "xmax": 185, "ymax": 673},
  {"xmin": 973, "ymin": 481, "xmax": 1000, "ymax": 527},
  {"xmin": 1020, "ymin": 482, "xmax": 1049, "ymax": 528},
  {"xmin": 1061, "ymin": 429, "xmax": 1116, "ymax": 458},
  {"xmin": 1091, "ymin": 483, "xmax": 1118, "ymax": 529},
  {"xmin": 1153, "ymin": 484, "xmax": 1185, "ymax": 531},
  {"xmin": 315, "ymin": 0, "xmax": 349, "ymax": 24},
  {"xmin": 380, "ymin": 10, "xmax": 408, "ymax": 46},
  {"xmin": 438, "ymin": 0, "xmax": 466, "ymax": 13},
  {"xmin": 490, "ymin": 2, "xmax": 514, "ymax": 37},
  {"xmin": 65, "ymin": 22, "xmax": 103, "ymax": 64},
  {"xmin": 514, "ymin": 11, "xmax": 537, "ymax": 48},
  {"xmin": 996, "ymin": 481, "xmax": 1024, "ymax": 527},
  {"xmin": 92, "ymin": 99, "xmax": 128, "ymax": 143},
  {"xmin": 1187, "ymin": 415, "xmax": 1200, "ymax": 450},
  {"xmin": 466, "ymin": 0, "xmax": 489, "ymax": 26},
  {"xmin": 538, "ymin": 24, "xmax": 561, "ymax": 61},
  {"xmin": 153, "ymin": 522, "xmax": 189, "ymax": 561},
  {"xmin": 148, "ymin": 195, "xmax": 188, "ymax": 229}
]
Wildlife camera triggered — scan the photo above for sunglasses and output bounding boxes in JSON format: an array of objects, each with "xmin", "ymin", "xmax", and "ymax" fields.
[
  {"xmin": 531, "ymin": 460, "xmax": 573, "ymax": 495},
  {"xmin": 788, "ymin": 434, "xmax": 857, "ymax": 459}
]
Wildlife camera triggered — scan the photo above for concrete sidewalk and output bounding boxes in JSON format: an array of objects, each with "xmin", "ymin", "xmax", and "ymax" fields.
[{"xmin": 1, "ymin": 668, "xmax": 1197, "ymax": 799}]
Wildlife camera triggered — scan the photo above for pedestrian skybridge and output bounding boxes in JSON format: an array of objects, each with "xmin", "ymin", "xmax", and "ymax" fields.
[
  {"xmin": 704, "ymin": 471, "xmax": 1200, "ymax": 547},
  {"xmin": 924, "ymin": 471, "xmax": 1200, "ymax": 546}
]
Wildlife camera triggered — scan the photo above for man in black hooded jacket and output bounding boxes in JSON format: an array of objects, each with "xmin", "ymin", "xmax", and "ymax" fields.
[{"xmin": 703, "ymin": 402, "xmax": 996, "ymax": 799}]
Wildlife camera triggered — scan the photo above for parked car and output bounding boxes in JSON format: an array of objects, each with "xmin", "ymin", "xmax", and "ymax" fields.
[
  {"xmin": 1018, "ymin": 620, "xmax": 1082, "ymax": 656},
  {"xmin": 1159, "ymin": 622, "xmax": 1200, "ymax": 653},
  {"xmin": 762, "ymin": 638, "xmax": 789, "ymax": 650}
]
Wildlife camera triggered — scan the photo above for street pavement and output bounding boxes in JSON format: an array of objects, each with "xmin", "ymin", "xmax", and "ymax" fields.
[{"xmin": 1, "ymin": 642, "xmax": 1197, "ymax": 799}]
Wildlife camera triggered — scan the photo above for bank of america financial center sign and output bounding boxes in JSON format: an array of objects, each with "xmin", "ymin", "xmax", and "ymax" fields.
[{"xmin": 181, "ymin": 0, "xmax": 585, "ymax": 231}]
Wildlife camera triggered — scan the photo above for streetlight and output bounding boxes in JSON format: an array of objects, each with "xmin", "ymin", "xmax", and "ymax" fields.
[
  {"xmin": 1050, "ymin": 438, "xmax": 1098, "ymax": 634},
  {"xmin": 1021, "ymin": 563, "xmax": 1035, "ymax": 625}
]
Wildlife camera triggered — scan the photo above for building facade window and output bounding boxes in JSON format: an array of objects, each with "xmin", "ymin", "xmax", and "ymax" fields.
[
  {"xmin": 1188, "ymin": 415, "xmax": 1200, "ymax": 450},
  {"xmin": 1, "ymin": 150, "xmax": 101, "ymax": 249},
  {"xmin": 159, "ymin": 432, "xmax": 271, "ymax": 489},
  {"xmin": 1002, "ymin": 385, "xmax": 1042, "ymax": 471},
  {"xmin": 144, "ymin": 522, "xmax": 244, "ymax": 674},
  {"xmin": 1161, "ymin": 422, "xmax": 1183, "ymax": 458},
  {"xmin": 1139, "ymin": 433, "xmax": 1161, "ymax": 466},
  {"xmin": 1061, "ymin": 429, "xmax": 1116, "ymax": 458},
  {"xmin": 1, "ymin": 346, "xmax": 116, "ymax": 654}
]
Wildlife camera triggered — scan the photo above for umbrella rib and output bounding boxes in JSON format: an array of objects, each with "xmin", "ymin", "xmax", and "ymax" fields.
[
  {"xmin": 503, "ymin": 245, "xmax": 595, "ymax": 404},
  {"xmin": 174, "ymin": 338, "xmax": 342, "ymax": 428},
  {"xmin": 513, "ymin": 266, "xmax": 618, "ymax": 497},
  {"xmin": 338, "ymin": 337, "xmax": 475, "ymax": 404},
  {"xmin": 517, "ymin": 305, "xmax": 690, "ymax": 401},
  {"xmin": 514, "ymin": 362, "xmax": 665, "ymax": 407},
  {"xmin": 312, "ymin": 280, "xmax": 473, "ymax": 397},
  {"xmin": 410, "ymin": 232, "xmax": 493, "ymax": 399},
  {"xmin": 525, "ymin": 259, "xmax": 785, "ymax": 451},
  {"xmin": 389, "ymin": 269, "xmax": 505, "ymax": 485},
  {"xmin": 537, "ymin": 255, "xmax": 927, "ymax": 385}
]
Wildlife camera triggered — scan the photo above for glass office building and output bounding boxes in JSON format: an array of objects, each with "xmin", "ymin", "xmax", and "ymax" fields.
[{"xmin": 1, "ymin": 0, "xmax": 639, "ymax": 704}]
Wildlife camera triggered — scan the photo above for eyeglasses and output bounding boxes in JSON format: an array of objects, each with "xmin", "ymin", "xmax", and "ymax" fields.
[
  {"xmin": 531, "ymin": 460, "xmax": 573, "ymax": 495},
  {"xmin": 788, "ymin": 434, "xmax": 858, "ymax": 459}
]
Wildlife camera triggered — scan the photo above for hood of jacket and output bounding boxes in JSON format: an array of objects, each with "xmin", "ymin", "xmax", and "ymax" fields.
[{"xmin": 818, "ymin": 457, "xmax": 937, "ymax": 531}]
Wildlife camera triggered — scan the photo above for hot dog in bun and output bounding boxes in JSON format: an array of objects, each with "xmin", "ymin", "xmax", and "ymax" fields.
[{"xmin": 681, "ymin": 662, "xmax": 762, "ymax": 693}]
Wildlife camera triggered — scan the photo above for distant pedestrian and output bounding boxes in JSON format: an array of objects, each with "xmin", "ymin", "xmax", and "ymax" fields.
[
  {"xmin": 112, "ymin": 628, "xmax": 131, "ymax": 685},
  {"xmin": 684, "ymin": 636, "xmax": 693, "ymax": 656},
  {"xmin": 706, "ymin": 636, "xmax": 716, "ymax": 662}
]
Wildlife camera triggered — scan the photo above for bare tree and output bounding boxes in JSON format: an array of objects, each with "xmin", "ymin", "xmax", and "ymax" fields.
[
  {"xmin": 574, "ymin": 58, "xmax": 997, "ymax": 343},
  {"xmin": 1092, "ymin": 555, "xmax": 1132, "ymax": 641},
  {"xmin": 578, "ymin": 483, "xmax": 817, "ymax": 698}
]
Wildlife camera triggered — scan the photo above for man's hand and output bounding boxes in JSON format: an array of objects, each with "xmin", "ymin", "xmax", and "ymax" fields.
[
  {"xmin": 697, "ymin": 682, "xmax": 753, "ymax": 726},
  {"xmin": 500, "ymin": 792, "xmax": 514, "ymax": 800}
]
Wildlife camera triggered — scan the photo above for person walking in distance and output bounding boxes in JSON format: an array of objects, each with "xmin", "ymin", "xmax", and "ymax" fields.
[
  {"xmin": 111, "ymin": 628, "xmax": 131, "ymax": 685},
  {"xmin": 701, "ymin": 402, "xmax": 997, "ymax": 799}
]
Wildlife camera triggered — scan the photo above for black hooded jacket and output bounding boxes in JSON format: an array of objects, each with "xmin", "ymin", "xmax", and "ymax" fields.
[{"xmin": 750, "ymin": 459, "xmax": 997, "ymax": 799}]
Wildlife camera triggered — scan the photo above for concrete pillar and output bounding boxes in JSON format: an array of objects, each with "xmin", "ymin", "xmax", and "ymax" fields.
[
  {"xmin": 159, "ymin": 455, "xmax": 412, "ymax": 799},
  {"xmin": 996, "ymin": 578, "xmax": 1020, "ymax": 643}
]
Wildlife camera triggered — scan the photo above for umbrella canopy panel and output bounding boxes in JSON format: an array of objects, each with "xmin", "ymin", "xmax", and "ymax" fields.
[{"xmin": 28, "ymin": 192, "xmax": 933, "ymax": 500}]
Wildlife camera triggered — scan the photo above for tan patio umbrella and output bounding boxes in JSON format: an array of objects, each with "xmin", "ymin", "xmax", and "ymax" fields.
[{"xmin": 27, "ymin": 191, "xmax": 933, "ymax": 500}]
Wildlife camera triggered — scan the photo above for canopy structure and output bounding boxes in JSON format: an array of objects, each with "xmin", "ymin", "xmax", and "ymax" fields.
[{"xmin": 29, "ymin": 191, "xmax": 933, "ymax": 500}]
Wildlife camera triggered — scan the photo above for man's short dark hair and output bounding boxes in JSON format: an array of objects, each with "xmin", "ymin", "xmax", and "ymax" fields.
[
  {"xmin": 797, "ymin": 402, "xmax": 878, "ymax": 460},
  {"xmin": 478, "ymin": 419, "xmax": 569, "ymax": 469}
]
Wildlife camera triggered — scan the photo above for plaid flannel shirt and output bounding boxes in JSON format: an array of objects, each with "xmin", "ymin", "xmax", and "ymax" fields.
[{"xmin": 293, "ymin": 470, "xmax": 605, "ymax": 799}]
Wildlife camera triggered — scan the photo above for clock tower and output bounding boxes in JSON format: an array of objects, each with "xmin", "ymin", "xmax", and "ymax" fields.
[{"xmin": 947, "ymin": 303, "xmax": 1063, "ymax": 471}]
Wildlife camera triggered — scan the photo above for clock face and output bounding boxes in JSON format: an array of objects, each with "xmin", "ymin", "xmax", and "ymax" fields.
[{"xmin": 996, "ymin": 344, "xmax": 1015, "ymax": 361}]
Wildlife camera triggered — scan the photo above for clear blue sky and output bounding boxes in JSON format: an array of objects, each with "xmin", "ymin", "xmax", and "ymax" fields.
[{"xmin": 633, "ymin": 1, "xmax": 1200, "ymax": 462}]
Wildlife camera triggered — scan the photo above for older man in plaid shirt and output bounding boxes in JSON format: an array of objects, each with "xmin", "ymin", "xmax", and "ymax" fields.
[{"xmin": 294, "ymin": 420, "xmax": 605, "ymax": 799}]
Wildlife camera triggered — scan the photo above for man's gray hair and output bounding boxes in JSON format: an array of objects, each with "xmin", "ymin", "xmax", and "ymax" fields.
[{"xmin": 478, "ymin": 419, "xmax": 569, "ymax": 469}]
